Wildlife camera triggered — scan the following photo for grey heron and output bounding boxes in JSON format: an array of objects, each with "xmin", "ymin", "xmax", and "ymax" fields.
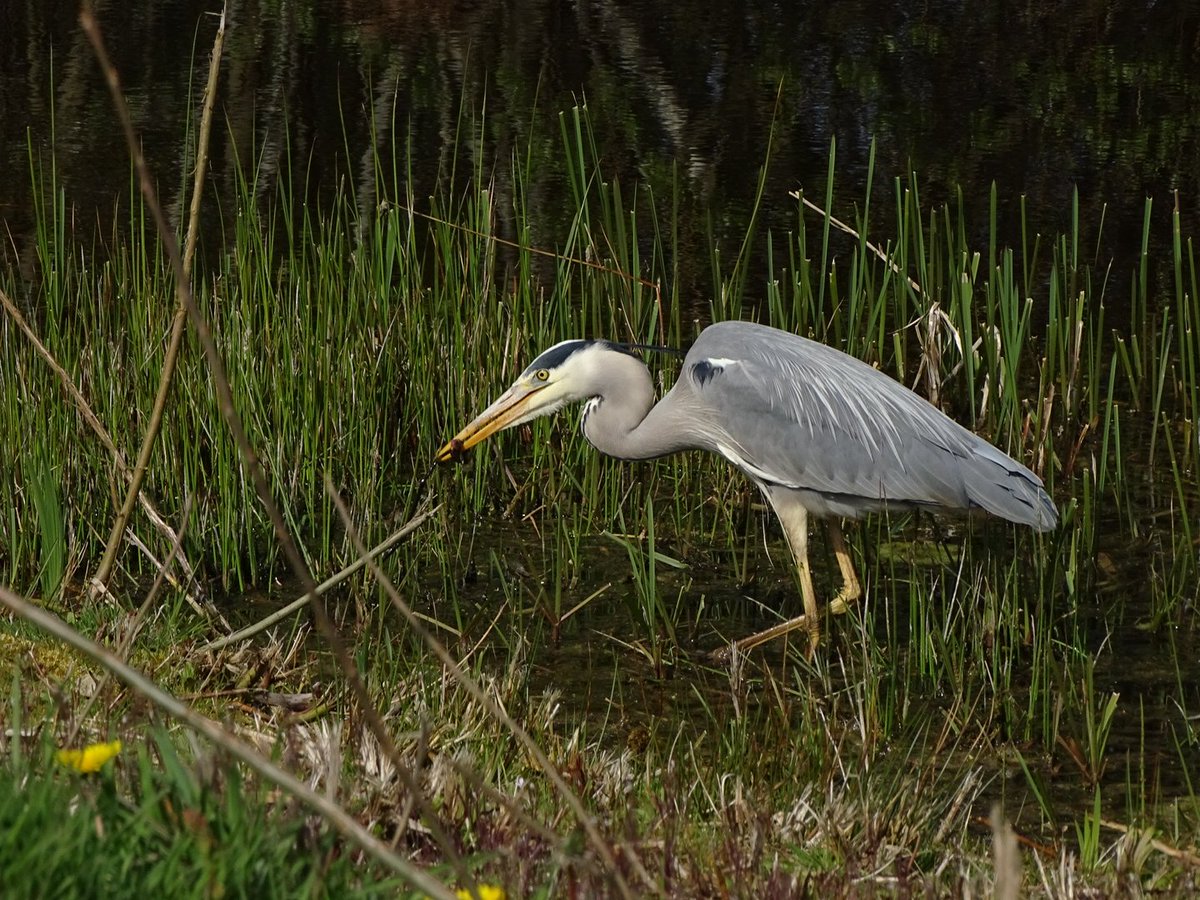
[{"xmin": 436, "ymin": 320, "xmax": 1057, "ymax": 656}]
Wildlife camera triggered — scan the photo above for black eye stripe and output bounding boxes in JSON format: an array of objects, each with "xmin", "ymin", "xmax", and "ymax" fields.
[
  {"xmin": 524, "ymin": 341, "xmax": 590, "ymax": 373},
  {"xmin": 522, "ymin": 340, "xmax": 642, "ymax": 376}
]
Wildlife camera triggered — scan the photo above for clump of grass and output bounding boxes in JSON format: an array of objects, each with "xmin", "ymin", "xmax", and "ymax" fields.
[{"xmin": 0, "ymin": 731, "xmax": 402, "ymax": 896}]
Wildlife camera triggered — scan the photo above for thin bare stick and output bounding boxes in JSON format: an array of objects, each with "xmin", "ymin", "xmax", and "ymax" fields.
[
  {"xmin": 202, "ymin": 504, "xmax": 442, "ymax": 652},
  {"xmin": 92, "ymin": 5, "xmax": 227, "ymax": 596},
  {"xmin": 0, "ymin": 286, "xmax": 203, "ymax": 609},
  {"xmin": 78, "ymin": 6, "xmax": 469, "ymax": 882},
  {"xmin": 398, "ymin": 200, "xmax": 661, "ymax": 303},
  {"xmin": 793, "ymin": 191, "xmax": 975, "ymax": 407},
  {"xmin": 791, "ymin": 190, "xmax": 923, "ymax": 295},
  {"xmin": 326, "ymin": 478, "xmax": 640, "ymax": 899},
  {"xmin": 0, "ymin": 585, "xmax": 455, "ymax": 899}
]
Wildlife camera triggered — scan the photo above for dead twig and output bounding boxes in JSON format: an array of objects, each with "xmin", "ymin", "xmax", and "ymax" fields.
[
  {"xmin": 78, "ymin": 4, "xmax": 471, "ymax": 886},
  {"xmin": 790, "ymin": 191, "xmax": 923, "ymax": 296},
  {"xmin": 327, "ymin": 477, "xmax": 642, "ymax": 899},
  {"xmin": 65, "ymin": 496, "xmax": 196, "ymax": 750},
  {"xmin": 1100, "ymin": 818, "xmax": 1200, "ymax": 868},
  {"xmin": 0, "ymin": 286, "xmax": 205, "ymax": 612}
]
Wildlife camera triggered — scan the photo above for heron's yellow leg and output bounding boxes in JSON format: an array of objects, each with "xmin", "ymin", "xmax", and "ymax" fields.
[
  {"xmin": 827, "ymin": 522, "xmax": 862, "ymax": 616},
  {"xmin": 719, "ymin": 502, "xmax": 820, "ymax": 660}
]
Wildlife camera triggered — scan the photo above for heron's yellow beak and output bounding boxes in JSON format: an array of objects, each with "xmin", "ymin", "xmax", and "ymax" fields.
[{"xmin": 435, "ymin": 383, "xmax": 548, "ymax": 463}]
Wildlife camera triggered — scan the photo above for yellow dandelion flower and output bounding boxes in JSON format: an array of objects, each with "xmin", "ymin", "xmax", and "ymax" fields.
[
  {"xmin": 455, "ymin": 886, "xmax": 505, "ymax": 900},
  {"xmin": 56, "ymin": 739, "xmax": 122, "ymax": 773}
]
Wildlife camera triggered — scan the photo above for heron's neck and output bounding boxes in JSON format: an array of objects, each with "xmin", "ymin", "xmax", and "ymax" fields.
[{"xmin": 579, "ymin": 353, "xmax": 678, "ymax": 461}]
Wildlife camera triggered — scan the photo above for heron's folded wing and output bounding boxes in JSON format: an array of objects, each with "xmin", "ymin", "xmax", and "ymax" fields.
[{"xmin": 682, "ymin": 339, "xmax": 976, "ymax": 508}]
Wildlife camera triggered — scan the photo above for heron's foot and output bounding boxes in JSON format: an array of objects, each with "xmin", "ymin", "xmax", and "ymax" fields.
[
  {"xmin": 707, "ymin": 643, "xmax": 736, "ymax": 665},
  {"xmin": 710, "ymin": 613, "xmax": 820, "ymax": 664},
  {"xmin": 828, "ymin": 584, "xmax": 863, "ymax": 616}
]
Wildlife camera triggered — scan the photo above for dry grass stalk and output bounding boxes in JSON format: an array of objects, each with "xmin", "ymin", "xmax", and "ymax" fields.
[
  {"xmin": 0, "ymin": 583, "xmax": 456, "ymax": 899},
  {"xmin": 92, "ymin": 4, "xmax": 228, "ymax": 596},
  {"xmin": 77, "ymin": 2, "xmax": 473, "ymax": 883}
]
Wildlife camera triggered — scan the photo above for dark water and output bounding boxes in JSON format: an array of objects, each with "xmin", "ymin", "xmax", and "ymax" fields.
[{"xmin": 3, "ymin": 0, "xmax": 1199, "ymax": 304}]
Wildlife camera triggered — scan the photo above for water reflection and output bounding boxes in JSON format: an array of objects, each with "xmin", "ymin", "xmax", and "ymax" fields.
[{"xmin": 3, "ymin": 0, "xmax": 1198, "ymax": 293}]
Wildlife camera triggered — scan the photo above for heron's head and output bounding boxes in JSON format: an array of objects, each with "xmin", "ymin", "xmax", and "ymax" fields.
[{"xmin": 436, "ymin": 339, "xmax": 637, "ymax": 462}]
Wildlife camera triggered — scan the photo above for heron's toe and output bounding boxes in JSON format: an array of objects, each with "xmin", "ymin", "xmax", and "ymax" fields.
[
  {"xmin": 828, "ymin": 587, "xmax": 862, "ymax": 616},
  {"xmin": 708, "ymin": 643, "xmax": 736, "ymax": 665}
]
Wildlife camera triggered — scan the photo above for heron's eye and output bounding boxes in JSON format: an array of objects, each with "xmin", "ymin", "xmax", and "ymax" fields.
[{"xmin": 535, "ymin": 369, "xmax": 550, "ymax": 382}]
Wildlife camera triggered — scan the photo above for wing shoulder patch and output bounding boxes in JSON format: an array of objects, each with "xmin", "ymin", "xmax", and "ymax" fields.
[{"xmin": 690, "ymin": 357, "xmax": 739, "ymax": 388}]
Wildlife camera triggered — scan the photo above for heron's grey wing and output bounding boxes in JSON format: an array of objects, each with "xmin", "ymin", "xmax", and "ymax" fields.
[{"xmin": 679, "ymin": 322, "xmax": 1056, "ymax": 529}]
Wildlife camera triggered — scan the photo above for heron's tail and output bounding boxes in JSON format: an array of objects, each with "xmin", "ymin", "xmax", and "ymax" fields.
[{"xmin": 964, "ymin": 441, "xmax": 1058, "ymax": 531}]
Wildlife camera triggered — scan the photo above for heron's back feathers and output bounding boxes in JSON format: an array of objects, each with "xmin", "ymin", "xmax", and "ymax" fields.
[{"xmin": 675, "ymin": 321, "xmax": 1058, "ymax": 530}]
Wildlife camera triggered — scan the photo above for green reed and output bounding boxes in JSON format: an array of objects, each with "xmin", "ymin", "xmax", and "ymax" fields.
[{"xmin": 25, "ymin": 449, "xmax": 66, "ymax": 604}]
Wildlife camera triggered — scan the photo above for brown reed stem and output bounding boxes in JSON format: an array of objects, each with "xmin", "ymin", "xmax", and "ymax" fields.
[{"xmin": 91, "ymin": 5, "xmax": 227, "ymax": 599}]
